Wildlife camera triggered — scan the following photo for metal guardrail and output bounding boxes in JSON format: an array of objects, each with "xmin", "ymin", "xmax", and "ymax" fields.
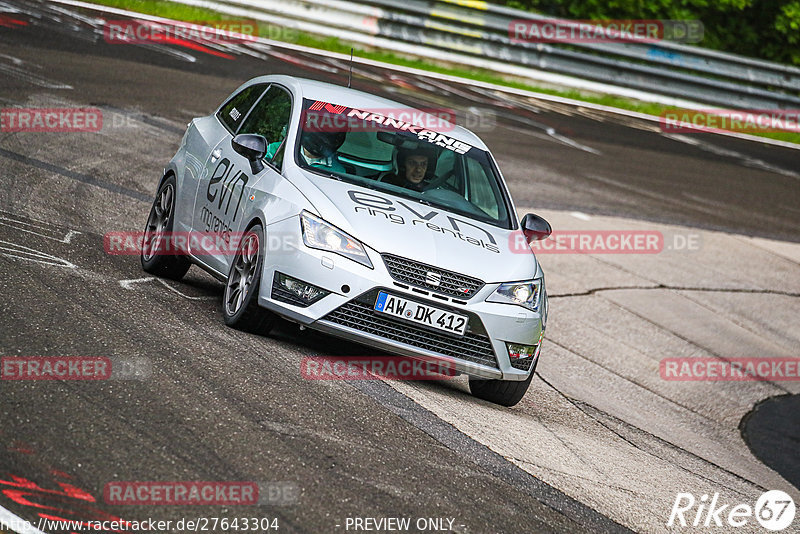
[
  {"xmin": 358, "ymin": 0, "xmax": 800, "ymax": 108},
  {"xmin": 434, "ymin": 0, "xmax": 800, "ymax": 93},
  {"xmin": 188, "ymin": 0, "xmax": 800, "ymax": 108}
]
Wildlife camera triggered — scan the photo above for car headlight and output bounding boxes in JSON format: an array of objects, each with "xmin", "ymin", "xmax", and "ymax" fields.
[
  {"xmin": 486, "ymin": 278, "xmax": 543, "ymax": 312},
  {"xmin": 300, "ymin": 211, "xmax": 373, "ymax": 269}
]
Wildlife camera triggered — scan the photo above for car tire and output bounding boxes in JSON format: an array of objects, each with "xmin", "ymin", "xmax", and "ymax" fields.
[
  {"xmin": 141, "ymin": 175, "xmax": 191, "ymax": 280},
  {"xmin": 468, "ymin": 357, "xmax": 538, "ymax": 407},
  {"xmin": 222, "ymin": 224, "xmax": 276, "ymax": 334}
]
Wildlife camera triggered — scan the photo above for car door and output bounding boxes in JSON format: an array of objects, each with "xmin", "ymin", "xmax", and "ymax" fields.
[
  {"xmin": 190, "ymin": 84, "xmax": 293, "ymax": 276},
  {"xmin": 177, "ymin": 83, "xmax": 268, "ymax": 234},
  {"xmin": 173, "ymin": 116, "xmax": 227, "ymax": 233}
]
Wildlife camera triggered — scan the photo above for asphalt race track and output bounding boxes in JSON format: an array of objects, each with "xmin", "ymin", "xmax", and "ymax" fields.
[{"xmin": 1, "ymin": 1, "xmax": 799, "ymax": 533}]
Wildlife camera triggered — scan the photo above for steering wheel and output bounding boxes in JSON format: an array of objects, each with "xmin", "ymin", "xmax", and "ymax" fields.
[{"xmin": 423, "ymin": 168, "xmax": 456, "ymax": 190}]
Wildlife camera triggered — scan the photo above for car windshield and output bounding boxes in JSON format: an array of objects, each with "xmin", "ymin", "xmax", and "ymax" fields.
[{"xmin": 295, "ymin": 99, "xmax": 513, "ymax": 228}]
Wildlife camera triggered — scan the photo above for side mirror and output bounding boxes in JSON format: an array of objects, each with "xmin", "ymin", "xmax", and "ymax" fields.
[
  {"xmin": 232, "ymin": 133, "xmax": 268, "ymax": 174},
  {"xmin": 521, "ymin": 213, "xmax": 552, "ymax": 243}
]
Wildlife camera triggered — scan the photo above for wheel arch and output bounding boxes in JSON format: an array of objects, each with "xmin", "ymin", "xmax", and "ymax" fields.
[
  {"xmin": 244, "ymin": 214, "xmax": 266, "ymax": 233},
  {"xmin": 157, "ymin": 168, "xmax": 177, "ymax": 193}
]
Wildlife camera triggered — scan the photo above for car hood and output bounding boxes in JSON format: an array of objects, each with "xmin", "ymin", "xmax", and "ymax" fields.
[{"xmin": 287, "ymin": 169, "xmax": 539, "ymax": 283}]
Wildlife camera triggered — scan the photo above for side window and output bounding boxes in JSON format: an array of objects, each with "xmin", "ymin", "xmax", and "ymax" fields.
[
  {"xmin": 237, "ymin": 86, "xmax": 292, "ymax": 163},
  {"xmin": 217, "ymin": 83, "xmax": 268, "ymax": 133},
  {"xmin": 435, "ymin": 151, "xmax": 462, "ymax": 193},
  {"xmin": 465, "ymin": 158, "xmax": 500, "ymax": 219}
]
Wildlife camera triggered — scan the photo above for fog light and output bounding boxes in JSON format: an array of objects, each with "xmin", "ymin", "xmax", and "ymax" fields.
[
  {"xmin": 272, "ymin": 272, "xmax": 329, "ymax": 307},
  {"xmin": 507, "ymin": 342, "xmax": 540, "ymax": 372},
  {"xmin": 507, "ymin": 343, "xmax": 537, "ymax": 360}
]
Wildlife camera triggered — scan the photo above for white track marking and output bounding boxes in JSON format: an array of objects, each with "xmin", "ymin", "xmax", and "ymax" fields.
[
  {"xmin": 119, "ymin": 276, "xmax": 155, "ymax": 290},
  {"xmin": 118, "ymin": 276, "xmax": 216, "ymax": 300},
  {"xmin": 663, "ymin": 133, "xmax": 800, "ymax": 178},
  {"xmin": 0, "ymin": 60, "xmax": 72, "ymax": 90},
  {"xmin": 570, "ymin": 212, "xmax": 592, "ymax": 221},
  {"xmin": 62, "ymin": 230, "xmax": 80, "ymax": 244},
  {"xmin": 156, "ymin": 278, "xmax": 217, "ymax": 300},
  {"xmin": 0, "ymin": 505, "xmax": 48, "ymax": 534},
  {"xmin": 0, "ymin": 240, "xmax": 76, "ymax": 268},
  {"xmin": 545, "ymin": 129, "xmax": 603, "ymax": 155},
  {"xmin": 0, "ymin": 215, "xmax": 81, "ymax": 243},
  {"xmin": 0, "ymin": 53, "xmax": 23, "ymax": 65},
  {"xmin": 136, "ymin": 42, "xmax": 197, "ymax": 63},
  {"xmin": 503, "ymin": 125, "xmax": 602, "ymax": 155}
]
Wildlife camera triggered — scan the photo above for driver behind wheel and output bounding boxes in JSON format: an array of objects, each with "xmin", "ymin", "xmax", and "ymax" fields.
[{"xmin": 384, "ymin": 146, "xmax": 436, "ymax": 192}]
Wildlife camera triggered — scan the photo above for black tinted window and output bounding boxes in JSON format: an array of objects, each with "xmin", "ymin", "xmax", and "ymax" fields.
[
  {"xmin": 238, "ymin": 86, "xmax": 292, "ymax": 147},
  {"xmin": 217, "ymin": 83, "xmax": 268, "ymax": 133}
]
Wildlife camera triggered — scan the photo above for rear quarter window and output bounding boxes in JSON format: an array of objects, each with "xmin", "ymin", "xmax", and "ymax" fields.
[{"xmin": 217, "ymin": 83, "xmax": 268, "ymax": 133}]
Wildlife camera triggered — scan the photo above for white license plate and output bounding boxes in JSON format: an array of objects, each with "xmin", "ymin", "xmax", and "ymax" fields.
[{"xmin": 374, "ymin": 291, "xmax": 467, "ymax": 336}]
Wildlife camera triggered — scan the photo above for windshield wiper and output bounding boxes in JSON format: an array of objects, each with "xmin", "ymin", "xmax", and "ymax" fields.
[{"xmin": 305, "ymin": 167, "xmax": 342, "ymax": 181}]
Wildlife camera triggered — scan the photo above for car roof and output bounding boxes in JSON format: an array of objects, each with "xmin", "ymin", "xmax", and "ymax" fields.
[{"xmin": 247, "ymin": 75, "xmax": 488, "ymax": 150}]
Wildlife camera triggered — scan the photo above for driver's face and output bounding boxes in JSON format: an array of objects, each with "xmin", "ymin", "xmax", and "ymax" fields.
[{"xmin": 405, "ymin": 155, "xmax": 428, "ymax": 184}]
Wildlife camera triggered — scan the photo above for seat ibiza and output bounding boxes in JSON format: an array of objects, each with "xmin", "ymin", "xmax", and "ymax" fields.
[{"xmin": 141, "ymin": 75, "xmax": 551, "ymax": 406}]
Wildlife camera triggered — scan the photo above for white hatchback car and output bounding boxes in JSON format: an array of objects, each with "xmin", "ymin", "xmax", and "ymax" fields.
[{"xmin": 141, "ymin": 75, "xmax": 551, "ymax": 406}]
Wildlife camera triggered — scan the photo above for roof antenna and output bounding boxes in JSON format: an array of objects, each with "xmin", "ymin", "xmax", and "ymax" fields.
[{"xmin": 347, "ymin": 47, "xmax": 353, "ymax": 88}]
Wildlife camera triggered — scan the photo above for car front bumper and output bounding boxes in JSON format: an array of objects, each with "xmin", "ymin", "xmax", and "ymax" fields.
[{"xmin": 257, "ymin": 216, "xmax": 545, "ymax": 381}]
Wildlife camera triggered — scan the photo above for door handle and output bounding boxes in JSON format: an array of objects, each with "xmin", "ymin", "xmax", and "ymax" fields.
[{"xmin": 210, "ymin": 148, "xmax": 222, "ymax": 162}]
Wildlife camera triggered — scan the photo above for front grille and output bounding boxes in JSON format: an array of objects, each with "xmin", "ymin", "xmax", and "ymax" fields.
[
  {"xmin": 381, "ymin": 254, "xmax": 484, "ymax": 299},
  {"xmin": 322, "ymin": 298, "xmax": 498, "ymax": 369}
]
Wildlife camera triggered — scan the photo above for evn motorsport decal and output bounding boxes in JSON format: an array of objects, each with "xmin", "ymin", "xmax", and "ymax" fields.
[
  {"xmin": 349, "ymin": 190, "xmax": 500, "ymax": 253},
  {"xmin": 201, "ymin": 157, "xmax": 248, "ymax": 234}
]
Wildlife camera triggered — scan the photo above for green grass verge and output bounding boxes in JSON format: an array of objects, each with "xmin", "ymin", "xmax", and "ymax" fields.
[
  {"xmin": 87, "ymin": 0, "xmax": 800, "ymax": 145},
  {"xmin": 89, "ymin": 0, "xmax": 228, "ymax": 22}
]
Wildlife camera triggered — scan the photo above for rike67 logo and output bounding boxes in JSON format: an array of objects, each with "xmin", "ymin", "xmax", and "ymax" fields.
[{"xmin": 668, "ymin": 490, "xmax": 795, "ymax": 531}]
